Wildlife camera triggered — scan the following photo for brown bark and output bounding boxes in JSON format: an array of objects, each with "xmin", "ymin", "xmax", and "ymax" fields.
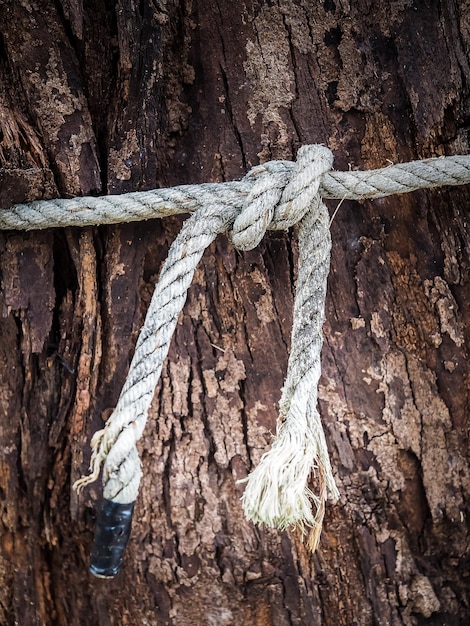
[{"xmin": 1, "ymin": 1, "xmax": 469, "ymax": 624}]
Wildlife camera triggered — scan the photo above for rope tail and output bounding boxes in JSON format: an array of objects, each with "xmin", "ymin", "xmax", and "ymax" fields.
[{"xmin": 241, "ymin": 190, "xmax": 339, "ymax": 545}]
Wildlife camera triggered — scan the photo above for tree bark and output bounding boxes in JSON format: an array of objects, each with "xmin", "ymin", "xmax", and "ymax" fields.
[{"xmin": 1, "ymin": 1, "xmax": 469, "ymax": 625}]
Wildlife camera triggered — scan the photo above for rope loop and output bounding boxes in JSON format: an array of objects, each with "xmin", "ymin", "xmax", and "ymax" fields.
[{"xmin": 230, "ymin": 145, "xmax": 333, "ymax": 250}]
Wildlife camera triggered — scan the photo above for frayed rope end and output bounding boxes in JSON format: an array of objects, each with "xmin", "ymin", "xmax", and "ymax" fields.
[
  {"xmin": 239, "ymin": 422, "xmax": 339, "ymax": 551},
  {"xmin": 72, "ymin": 428, "xmax": 108, "ymax": 493}
]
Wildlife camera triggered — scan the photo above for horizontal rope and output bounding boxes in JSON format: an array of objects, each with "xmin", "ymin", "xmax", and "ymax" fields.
[{"xmin": 1, "ymin": 154, "xmax": 469, "ymax": 231}]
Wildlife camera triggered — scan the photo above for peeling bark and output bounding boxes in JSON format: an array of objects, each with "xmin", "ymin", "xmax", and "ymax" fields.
[{"xmin": 0, "ymin": 1, "xmax": 469, "ymax": 625}]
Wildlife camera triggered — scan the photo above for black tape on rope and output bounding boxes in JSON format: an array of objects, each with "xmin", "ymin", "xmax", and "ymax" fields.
[{"xmin": 89, "ymin": 499, "xmax": 135, "ymax": 578}]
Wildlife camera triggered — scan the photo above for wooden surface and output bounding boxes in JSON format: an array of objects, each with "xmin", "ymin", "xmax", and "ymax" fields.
[{"xmin": 0, "ymin": 1, "xmax": 469, "ymax": 624}]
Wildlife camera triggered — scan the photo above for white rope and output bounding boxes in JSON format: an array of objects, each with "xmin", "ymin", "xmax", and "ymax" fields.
[
  {"xmin": 78, "ymin": 199, "xmax": 240, "ymax": 503},
  {"xmin": 238, "ymin": 150, "xmax": 339, "ymax": 549},
  {"xmin": 1, "ymin": 154, "xmax": 469, "ymax": 231},
  {"xmin": 7, "ymin": 145, "xmax": 466, "ymax": 549}
]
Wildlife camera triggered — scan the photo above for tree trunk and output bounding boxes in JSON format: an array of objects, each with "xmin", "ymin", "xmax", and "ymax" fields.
[{"xmin": 1, "ymin": 1, "xmax": 469, "ymax": 624}]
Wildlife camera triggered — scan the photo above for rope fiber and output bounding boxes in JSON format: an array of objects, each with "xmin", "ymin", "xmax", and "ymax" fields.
[{"xmin": 4, "ymin": 145, "xmax": 469, "ymax": 576}]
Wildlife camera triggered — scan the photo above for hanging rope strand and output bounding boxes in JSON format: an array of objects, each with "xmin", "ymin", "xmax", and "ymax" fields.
[
  {"xmin": 74, "ymin": 196, "xmax": 240, "ymax": 503},
  {"xmin": 240, "ymin": 197, "xmax": 338, "ymax": 550}
]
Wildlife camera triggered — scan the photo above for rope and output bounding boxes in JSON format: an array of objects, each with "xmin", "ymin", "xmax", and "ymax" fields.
[
  {"xmin": 69, "ymin": 146, "xmax": 470, "ymax": 558},
  {"xmin": 1, "ymin": 153, "xmax": 469, "ymax": 231},
  {"xmin": 5, "ymin": 145, "xmax": 469, "ymax": 571},
  {"xmin": 238, "ymin": 153, "xmax": 339, "ymax": 550},
  {"xmin": 72, "ymin": 145, "xmax": 342, "ymax": 553}
]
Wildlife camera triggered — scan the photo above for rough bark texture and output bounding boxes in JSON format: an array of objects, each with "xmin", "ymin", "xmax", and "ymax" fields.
[{"xmin": 1, "ymin": 1, "xmax": 469, "ymax": 625}]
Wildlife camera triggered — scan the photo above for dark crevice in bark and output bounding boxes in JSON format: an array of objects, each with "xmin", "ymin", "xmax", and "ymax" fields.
[
  {"xmin": 238, "ymin": 378, "xmax": 253, "ymax": 470},
  {"xmin": 161, "ymin": 423, "xmax": 180, "ymax": 567},
  {"xmin": 219, "ymin": 63, "xmax": 247, "ymax": 172},
  {"xmin": 194, "ymin": 322, "xmax": 218, "ymax": 466}
]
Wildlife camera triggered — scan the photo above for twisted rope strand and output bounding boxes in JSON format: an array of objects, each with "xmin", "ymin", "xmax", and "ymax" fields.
[
  {"xmin": 240, "ymin": 197, "xmax": 338, "ymax": 549},
  {"xmin": 74, "ymin": 199, "xmax": 239, "ymax": 502},
  {"xmin": 1, "ymin": 154, "xmax": 469, "ymax": 231}
]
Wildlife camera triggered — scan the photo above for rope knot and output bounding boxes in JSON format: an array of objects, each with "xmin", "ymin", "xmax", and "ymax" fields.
[{"xmin": 230, "ymin": 144, "xmax": 333, "ymax": 251}]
